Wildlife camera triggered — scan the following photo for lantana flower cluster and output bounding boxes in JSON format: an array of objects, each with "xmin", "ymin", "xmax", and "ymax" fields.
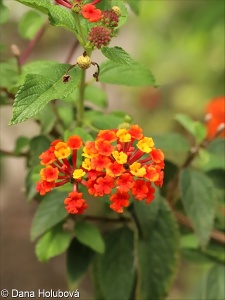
[
  {"xmin": 55, "ymin": 0, "xmax": 120, "ymax": 49},
  {"xmin": 36, "ymin": 125, "xmax": 165, "ymax": 214}
]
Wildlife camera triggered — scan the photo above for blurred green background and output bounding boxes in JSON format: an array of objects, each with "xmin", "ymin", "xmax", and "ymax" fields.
[{"xmin": 1, "ymin": 1, "xmax": 224, "ymax": 299}]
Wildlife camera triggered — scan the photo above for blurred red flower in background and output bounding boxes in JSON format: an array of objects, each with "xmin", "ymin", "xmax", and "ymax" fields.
[{"xmin": 205, "ymin": 96, "xmax": 225, "ymax": 140}]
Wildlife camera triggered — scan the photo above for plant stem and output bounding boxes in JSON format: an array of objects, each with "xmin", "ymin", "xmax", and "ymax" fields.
[
  {"xmin": 77, "ymin": 69, "xmax": 86, "ymax": 126},
  {"xmin": 74, "ymin": 14, "xmax": 86, "ymax": 46},
  {"xmin": 0, "ymin": 149, "xmax": 28, "ymax": 158}
]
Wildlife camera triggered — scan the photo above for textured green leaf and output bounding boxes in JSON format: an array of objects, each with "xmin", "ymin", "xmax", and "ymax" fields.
[
  {"xmin": 35, "ymin": 223, "xmax": 71, "ymax": 262},
  {"xmin": 136, "ymin": 197, "xmax": 179, "ymax": 300},
  {"xmin": 180, "ymin": 168, "xmax": 216, "ymax": 247},
  {"xmin": 29, "ymin": 135, "xmax": 51, "ymax": 166},
  {"xmin": 48, "ymin": 5, "xmax": 77, "ymax": 33},
  {"xmin": 15, "ymin": 60, "xmax": 58, "ymax": 88},
  {"xmin": 16, "ymin": 0, "xmax": 51, "ymax": 14},
  {"xmin": 75, "ymin": 221, "xmax": 105, "ymax": 254},
  {"xmin": 95, "ymin": 227, "xmax": 135, "ymax": 300},
  {"xmin": 67, "ymin": 238, "xmax": 95, "ymax": 289},
  {"xmin": 0, "ymin": 1, "xmax": 10, "ymax": 24},
  {"xmin": 18, "ymin": 10, "xmax": 46, "ymax": 40},
  {"xmin": 101, "ymin": 46, "xmax": 135, "ymax": 68},
  {"xmin": 30, "ymin": 190, "xmax": 68, "ymax": 241},
  {"xmin": 175, "ymin": 114, "xmax": 207, "ymax": 143},
  {"xmin": 10, "ymin": 64, "xmax": 81, "ymax": 125},
  {"xmin": 99, "ymin": 60, "xmax": 156, "ymax": 86},
  {"xmin": 14, "ymin": 136, "xmax": 30, "ymax": 155}
]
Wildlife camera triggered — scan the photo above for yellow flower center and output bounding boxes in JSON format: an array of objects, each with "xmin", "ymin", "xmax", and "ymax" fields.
[
  {"xmin": 54, "ymin": 142, "xmax": 71, "ymax": 159},
  {"xmin": 130, "ymin": 162, "xmax": 146, "ymax": 177},
  {"xmin": 73, "ymin": 169, "xmax": 86, "ymax": 179},
  {"xmin": 82, "ymin": 158, "xmax": 91, "ymax": 171},
  {"xmin": 112, "ymin": 151, "xmax": 128, "ymax": 164},
  {"xmin": 137, "ymin": 137, "xmax": 154, "ymax": 153},
  {"xmin": 116, "ymin": 129, "xmax": 131, "ymax": 142}
]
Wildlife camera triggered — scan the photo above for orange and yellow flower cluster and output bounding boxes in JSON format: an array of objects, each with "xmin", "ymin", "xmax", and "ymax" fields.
[{"xmin": 36, "ymin": 125, "xmax": 164, "ymax": 214}]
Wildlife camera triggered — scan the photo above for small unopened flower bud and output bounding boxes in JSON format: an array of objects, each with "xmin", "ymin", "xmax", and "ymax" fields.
[
  {"xmin": 118, "ymin": 122, "xmax": 130, "ymax": 129},
  {"xmin": 112, "ymin": 6, "xmax": 121, "ymax": 16},
  {"xmin": 77, "ymin": 55, "xmax": 92, "ymax": 69},
  {"xmin": 88, "ymin": 26, "xmax": 111, "ymax": 49},
  {"xmin": 101, "ymin": 10, "xmax": 119, "ymax": 27},
  {"xmin": 124, "ymin": 114, "xmax": 132, "ymax": 124},
  {"xmin": 71, "ymin": 3, "xmax": 82, "ymax": 13},
  {"xmin": 11, "ymin": 44, "xmax": 21, "ymax": 57}
]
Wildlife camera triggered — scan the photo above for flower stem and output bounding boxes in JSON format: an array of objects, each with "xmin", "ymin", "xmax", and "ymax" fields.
[{"xmin": 77, "ymin": 69, "xmax": 86, "ymax": 126}]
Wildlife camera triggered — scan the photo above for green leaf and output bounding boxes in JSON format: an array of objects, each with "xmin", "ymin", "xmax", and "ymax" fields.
[
  {"xmin": 180, "ymin": 234, "xmax": 199, "ymax": 249},
  {"xmin": 10, "ymin": 64, "xmax": 82, "ymax": 125},
  {"xmin": 64, "ymin": 127, "xmax": 93, "ymax": 142},
  {"xmin": 180, "ymin": 168, "xmax": 216, "ymax": 247},
  {"xmin": 125, "ymin": 0, "xmax": 140, "ymax": 15},
  {"xmin": 25, "ymin": 167, "xmax": 40, "ymax": 202},
  {"xmin": 15, "ymin": 60, "xmax": 58, "ymax": 88},
  {"xmin": 95, "ymin": 227, "xmax": 135, "ymax": 300},
  {"xmin": 18, "ymin": 10, "xmax": 46, "ymax": 40},
  {"xmin": 207, "ymin": 169, "xmax": 225, "ymax": 189},
  {"xmin": 192, "ymin": 264, "xmax": 225, "ymax": 300},
  {"xmin": 136, "ymin": 197, "xmax": 179, "ymax": 300},
  {"xmin": 16, "ymin": 0, "xmax": 51, "ymax": 14},
  {"xmin": 35, "ymin": 223, "xmax": 71, "ymax": 262},
  {"xmin": 91, "ymin": 113, "xmax": 124, "ymax": 130},
  {"xmin": 101, "ymin": 46, "xmax": 135, "ymax": 68},
  {"xmin": 181, "ymin": 249, "xmax": 214, "ymax": 265},
  {"xmin": 152, "ymin": 133, "xmax": 190, "ymax": 165},
  {"xmin": 207, "ymin": 138, "xmax": 225, "ymax": 157},
  {"xmin": 175, "ymin": 114, "xmax": 207, "ymax": 143},
  {"xmin": 205, "ymin": 264, "xmax": 225, "ymax": 300},
  {"xmin": 29, "ymin": 135, "xmax": 51, "ymax": 166},
  {"xmin": 99, "ymin": 60, "xmax": 156, "ymax": 87},
  {"xmin": 57, "ymin": 104, "xmax": 74, "ymax": 129},
  {"xmin": 75, "ymin": 221, "xmax": 105, "ymax": 254},
  {"xmin": 48, "ymin": 5, "xmax": 77, "ymax": 33},
  {"xmin": 0, "ymin": 1, "xmax": 10, "ymax": 24},
  {"xmin": 84, "ymin": 85, "xmax": 107, "ymax": 108},
  {"xmin": 133, "ymin": 190, "xmax": 160, "ymax": 239},
  {"xmin": 30, "ymin": 190, "xmax": 68, "ymax": 241},
  {"xmin": 67, "ymin": 238, "xmax": 95, "ymax": 289},
  {"xmin": 0, "ymin": 59, "xmax": 19, "ymax": 89},
  {"xmin": 14, "ymin": 136, "xmax": 30, "ymax": 155},
  {"xmin": 38, "ymin": 104, "xmax": 57, "ymax": 134}
]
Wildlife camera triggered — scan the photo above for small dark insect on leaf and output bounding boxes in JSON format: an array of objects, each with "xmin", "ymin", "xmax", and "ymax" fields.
[{"xmin": 62, "ymin": 75, "xmax": 71, "ymax": 83}]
